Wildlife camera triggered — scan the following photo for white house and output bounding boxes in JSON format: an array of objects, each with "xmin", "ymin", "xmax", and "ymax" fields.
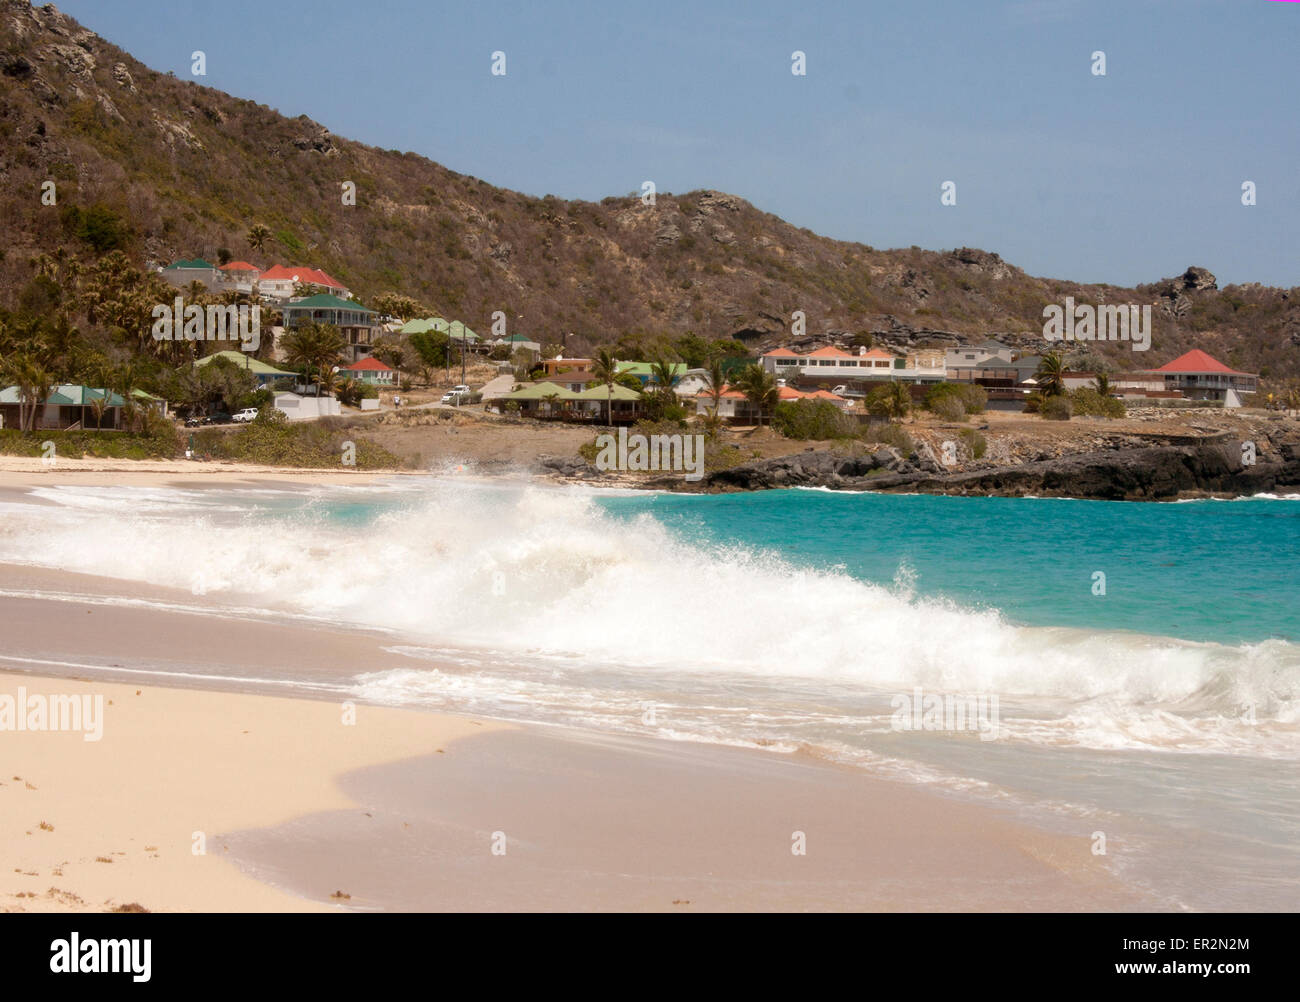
[
  {"xmin": 945, "ymin": 340, "xmax": 1014, "ymax": 369},
  {"xmin": 760, "ymin": 345, "xmax": 944, "ymax": 383},
  {"xmin": 673, "ymin": 368, "xmax": 712, "ymax": 398},
  {"xmin": 257, "ymin": 265, "xmax": 350, "ymax": 301}
]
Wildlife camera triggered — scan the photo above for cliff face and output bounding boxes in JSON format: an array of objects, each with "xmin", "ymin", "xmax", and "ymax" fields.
[{"xmin": 1, "ymin": 0, "xmax": 1298, "ymax": 376}]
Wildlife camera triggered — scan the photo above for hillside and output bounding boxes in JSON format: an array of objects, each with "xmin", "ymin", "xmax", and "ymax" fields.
[{"xmin": 1, "ymin": 0, "xmax": 1298, "ymax": 379}]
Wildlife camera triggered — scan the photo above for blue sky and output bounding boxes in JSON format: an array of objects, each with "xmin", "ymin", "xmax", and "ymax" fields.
[{"xmin": 58, "ymin": 0, "xmax": 1300, "ymax": 287}]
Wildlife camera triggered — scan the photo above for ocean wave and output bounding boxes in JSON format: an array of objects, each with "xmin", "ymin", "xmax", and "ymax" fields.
[{"xmin": 2, "ymin": 479, "xmax": 1297, "ymax": 755}]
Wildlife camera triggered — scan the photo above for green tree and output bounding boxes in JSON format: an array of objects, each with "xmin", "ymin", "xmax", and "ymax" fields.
[
  {"xmin": 732, "ymin": 364, "xmax": 778, "ymax": 427},
  {"xmin": 1036, "ymin": 352, "xmax": 1066, "ymax": 396},
  {"xmin": 1, "ymin": 353, "xmax": 54, "ymax": 431},
  {"xmin": 591, "ymin": 347, "xmax": 621, "ymax": 427},
  {"xmin": 867, "ymin": 382, "xmax": 910, "ymax": 420},
  {"xmin": 246, "ymin": 224, "xmax": 272, "ymax": 255},
  {"xmin": 282, "ymin": 322, "xmax": 346, "ymax": 395}
]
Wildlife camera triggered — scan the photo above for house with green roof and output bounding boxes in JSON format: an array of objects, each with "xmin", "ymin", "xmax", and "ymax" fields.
[
  {"xmin": 161, "ymin": 258, "xmax": 220, "ymax": 290},
  {"xmin": 0, "ymin": 384, "xmax": 131, "ymax": 431},
  {"xmin": 281, "ymin": 294, "xmax": 380, "ymax": 364},
  {"xmin": 194, "ymin": 350, "xmax": 297, "ymax": 386},
  {"xmin": 399, "ymin": 317, "xmax": 480, "ymax": 343},
  {"xmin": 616, "ymin": 361, "xmax": 687, "ymax": 388},
  {"xmin": 496, "ymin": 379, "xmax": 643, "ymax": 423}
]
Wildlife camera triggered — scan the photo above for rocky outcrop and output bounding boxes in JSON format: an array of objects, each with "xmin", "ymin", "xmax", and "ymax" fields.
[
  {"xmin": 291, "ymin": 123, "xmax": 337, "ymax": 155},
  {"xmin": 697, "ymin": 438, "xmax": 1300, "ymax": 501},
  {"xmin": 1180, "ymin": 266, "xmax": 1217, "ymax": 291},
  {"xmin": 950, "ymin": 247, "xmax": 1013, "ymax": 281}
]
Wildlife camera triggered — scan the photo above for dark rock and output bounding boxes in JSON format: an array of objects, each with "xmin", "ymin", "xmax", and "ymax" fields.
[
  {"xmin": 697, "ymin": 438, "xmax": 1300, "ymax": 501},
  {"xmin": 1181, "ymin": 266, "xmax": 1217, "ymax": 291},
  {"xmin": 1, "ymin": 54, "xmax": 34, "ymax": 79}
]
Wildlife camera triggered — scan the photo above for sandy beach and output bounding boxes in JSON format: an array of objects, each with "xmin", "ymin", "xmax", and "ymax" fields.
[
  {"xmin": 0, "ymin": 557, "xmax": 1152, "ymax": 912},
  {"xmin": 0, "ymin": 454, "xmax": 420, "ymax": 489}
]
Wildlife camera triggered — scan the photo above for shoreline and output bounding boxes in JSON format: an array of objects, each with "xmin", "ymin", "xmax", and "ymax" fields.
[
  {"xmin": 4, "ymin": 410, "xmax": 1298, "ymax": 501},
  {"xmin": 2, "ymin": 666, "xmax": 1153, "ymax": 913},
  {"xmin": 0, "ymin": 565, "xmax": 1156, "ymax": 912}
]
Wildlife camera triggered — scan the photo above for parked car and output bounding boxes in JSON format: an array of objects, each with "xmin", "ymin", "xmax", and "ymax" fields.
[{"xmin": 232, "ymin": 407, "xmax": 260, "ymax": 423}]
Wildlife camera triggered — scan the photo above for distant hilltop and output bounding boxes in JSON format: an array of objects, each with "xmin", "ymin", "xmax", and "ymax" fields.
[{"xmin": 0, "ymin": 0, "xmax": 1297, "ymax": 377}]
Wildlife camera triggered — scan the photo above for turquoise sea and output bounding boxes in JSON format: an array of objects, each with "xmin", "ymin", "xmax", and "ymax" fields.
[{"xmin": 1, "ymin": 478, "xmax": 1297, "ymax": 909}]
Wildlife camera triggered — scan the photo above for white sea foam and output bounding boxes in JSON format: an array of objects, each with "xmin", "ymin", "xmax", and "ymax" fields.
[{"xmin": 1, "ymin": 479, "xmax": 1297, "ymax": 757}]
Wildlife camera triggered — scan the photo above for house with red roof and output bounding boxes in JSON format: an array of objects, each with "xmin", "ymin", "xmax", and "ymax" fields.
[
  {"xmin": 338, "ymin": 356, "xmax": 396, "ymax": 386},
  {"xmin": 258, "ymin": 265, "xmax": 350, "ymax": 301},
  {"xmin": 217, "ymin": 260, "xmax": 261, "ymax": 293},
  {"xmin": 1129, "ymin": 349, "xmax": 1258, "ymax": 408}
]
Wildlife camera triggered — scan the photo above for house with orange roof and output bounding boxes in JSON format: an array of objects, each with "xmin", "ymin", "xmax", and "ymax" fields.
[
  {"xmin": 694, "ymin": 381, "xmax": 850, "ymax": 423},
  {"xmin": 693, "ymin": 385, "xmax": 758, "ymax": 423}
]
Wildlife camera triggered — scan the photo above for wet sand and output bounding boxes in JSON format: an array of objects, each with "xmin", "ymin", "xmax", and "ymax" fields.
[{"xmin": 0, "ymin": 562, "xmax": 1152, "ymax": 912}]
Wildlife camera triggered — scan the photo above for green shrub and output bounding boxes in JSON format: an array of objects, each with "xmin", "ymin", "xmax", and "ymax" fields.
[
  {"xmin": 930, "ymin": 395, "xmax": 967, "ymax": 422},
  {"xmin": 60, "ymin": 202, "xmax": 131, "ymax": 253},
  {"xmin": 925, "ymin": 382, "xmax": 986, "ymax": 415},
  {"xmin": 1040, "ymin": 395, "xmax": 1072, "ymax": 421},
  {"xmin": 1070, "ymin": 387, "xmax": 1126, "ymax": 418},
  {"xmin": 0, "ymin": 425, "xmax": 180, "ymax": 460},
  {"xmin": 861, "ymin": 421, "xmax": 913, "ymax": 454},
  {"xmin": 193, "ymin": 420, "xmax": 401, "ymax": 469},
  {"xmin": 771, "ymin": 399, "xmax": 858, "ymax": 440},
  {"xmin": 959, "ymin": 428, "xmax": 987, "ymax": 459}
]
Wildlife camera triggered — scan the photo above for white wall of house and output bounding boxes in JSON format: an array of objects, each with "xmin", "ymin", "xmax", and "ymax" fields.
[{"xmin": 274, "ymin": 393, "xmax": 342, "ymax": 420}]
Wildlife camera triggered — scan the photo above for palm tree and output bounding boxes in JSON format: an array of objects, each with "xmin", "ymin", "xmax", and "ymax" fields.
[
  {"xmin": 1094, "ymin": 373, "xmax": 1112, "ymax": 396},
  {"xmin": 733, "ymin": 364, "xmax": 778, "ymax": 428},
  {"xmin": 1036, "ymin": 352, "xmax": 1066, "ymax": 397},
  {"xmin": 115, "ymin": 362, "xmax": 141, "ymax": 433},
  {"xmin": 591, "ymin": 347, "xmax": 620, "ymax": 427},
  {"xmin": 883, "ymin": 381, "xmax": 911, "ymax": 420},
  {"xmin": 701, "ymin": 357, "xmax": 727, "ymax": 428},
  {"xmin": 246, "ymin": 224, "xmax": 272, "ymax": 255},
  {"xmin": 282, "ymin": 322, "xmax": 346, "ymax": 395},
  {"xmin": 2, "ymin": 354, "xmax": 53, "ymax": 432}
]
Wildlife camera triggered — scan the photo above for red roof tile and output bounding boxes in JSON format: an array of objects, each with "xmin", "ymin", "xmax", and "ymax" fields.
[{"xmin": 1148, "ymin": 349, "xmax": 1252, "ymax": 375}]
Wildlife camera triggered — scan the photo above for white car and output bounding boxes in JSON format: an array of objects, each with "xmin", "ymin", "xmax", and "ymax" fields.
[{"xmin": 232, "ymin": 407, "xmax": 260, "ymax": 422}]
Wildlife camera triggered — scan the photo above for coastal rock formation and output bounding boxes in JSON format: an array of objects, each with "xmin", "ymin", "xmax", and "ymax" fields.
[{"xmin": 698, "ymin": 437, "xmax": 1300, "ymax": 501}]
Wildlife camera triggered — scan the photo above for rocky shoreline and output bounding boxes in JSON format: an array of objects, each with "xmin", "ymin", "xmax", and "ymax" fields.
[{"xmin": 538, "ymin": 428, "xmax": 1300, "ymax": 501}]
